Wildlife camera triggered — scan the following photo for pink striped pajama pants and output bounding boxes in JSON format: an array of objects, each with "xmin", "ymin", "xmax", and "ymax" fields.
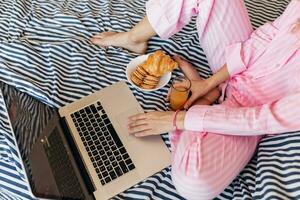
[{"xmin": 170, "ymin": 2, "xmax": 263, "ymax": 199}]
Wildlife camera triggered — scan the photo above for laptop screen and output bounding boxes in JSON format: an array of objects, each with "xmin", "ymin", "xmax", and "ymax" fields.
[{"xmin": 1, "ymin": 82, "xmax": 89, "ymax": 199}]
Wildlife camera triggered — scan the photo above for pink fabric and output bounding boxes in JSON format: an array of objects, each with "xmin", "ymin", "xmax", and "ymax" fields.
[
  {"xmin": 225, "ymin": 42, "xmax": 247, "ymax": 75},
  {"xmin": 146, "ymin": 0, "xmax": 199, "ymax": 39},
  {"xmin": 185, "ymin": 0, "xmax": 300, "ymax": 135},
  {"xmin": 146, "ymin": 0, "xmax": 300, "ymax": 199},
  {"xmin": 146, "ymin": 0, "xmax": 253, "ymax": 72}
]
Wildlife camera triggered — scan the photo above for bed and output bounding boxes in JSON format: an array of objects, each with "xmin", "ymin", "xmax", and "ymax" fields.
[{"xmin": 0, "ymin": 0, "xmax": 298, "ymax": 199}]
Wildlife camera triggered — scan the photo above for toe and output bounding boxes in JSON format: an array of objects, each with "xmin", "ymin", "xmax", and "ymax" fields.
[
  {"xmin": 92, "ymin": 34, "xmax": 104, "ymax": 39},
  {"xmin": 90, "ymin": 37, "xmax": 105, "ymax": 46}
]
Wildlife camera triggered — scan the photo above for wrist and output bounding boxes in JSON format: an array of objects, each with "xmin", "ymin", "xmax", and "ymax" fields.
[
  {"xmin": 204, "ymin": 78, "xmax": 216, "ymax": 93},
  {"xmin": 176, "ymin": 111, "xmax": 186, "ymax": 130},
  {"xmin": 207, "ymin": 64, "xmax": 230, "ymax": 89}
]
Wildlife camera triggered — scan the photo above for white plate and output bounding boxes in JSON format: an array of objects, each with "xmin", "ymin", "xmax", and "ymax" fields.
[{"xmin": 126, "ymin": 54, "xmax": 172, "ymax": 92}]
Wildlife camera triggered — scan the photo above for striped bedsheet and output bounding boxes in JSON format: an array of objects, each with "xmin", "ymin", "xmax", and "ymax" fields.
[{"xmin": 0, "ymin": 0, "xmax": 298, "ymax": 199}]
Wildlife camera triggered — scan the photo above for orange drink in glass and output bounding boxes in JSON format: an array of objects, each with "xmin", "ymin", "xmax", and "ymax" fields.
[{"xmin": 170, "ymin": 76, "xmax": 191, "ymax": 110}]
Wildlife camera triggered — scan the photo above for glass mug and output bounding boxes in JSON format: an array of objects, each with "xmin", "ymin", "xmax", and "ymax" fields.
[{"xmin": 169, "ymin": 76, "xmax": 191, "ymax": 110}]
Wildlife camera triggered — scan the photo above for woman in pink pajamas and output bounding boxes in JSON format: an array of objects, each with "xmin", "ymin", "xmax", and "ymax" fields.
[{"xmin": 91, "ymin": 0, "xmax": 300, "ymax": 199}]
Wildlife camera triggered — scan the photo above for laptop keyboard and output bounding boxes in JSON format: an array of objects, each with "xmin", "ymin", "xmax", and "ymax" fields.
[{"xmin": 71, "ymin": 102, "xmax": 135, "ymax": 186}]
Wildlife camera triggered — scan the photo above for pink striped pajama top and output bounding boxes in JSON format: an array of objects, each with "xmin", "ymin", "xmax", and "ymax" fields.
[
  {"xmin": 146, "ymin": 0, "xmax": 300, "ymax": 199},
  {"xmin": 147, "ymin": 0, "xmax": 300, "ymax": 136}
]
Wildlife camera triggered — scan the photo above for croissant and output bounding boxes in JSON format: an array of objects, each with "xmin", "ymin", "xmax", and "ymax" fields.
[{"xmin": 140, "ymin": 50, "xmax": 178, "ymax": 77}]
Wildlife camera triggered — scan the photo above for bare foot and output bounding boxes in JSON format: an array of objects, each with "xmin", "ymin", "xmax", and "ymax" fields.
[
  {"xmin": 173, "ymin": 56, "xmax": 202, "ymax": 80},
  {"xmin": 90, "ymin": 32, "xmax": 147, "ymax": 54}
]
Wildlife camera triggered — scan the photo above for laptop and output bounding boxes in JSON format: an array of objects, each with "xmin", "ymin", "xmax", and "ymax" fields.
[{"xmin": 4, "ymin": 81, "xmax": 171, "ymax": 200}]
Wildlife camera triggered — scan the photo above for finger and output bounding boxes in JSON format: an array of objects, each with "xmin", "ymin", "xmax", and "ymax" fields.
[
  {"xmin": 172, "ymin": 80, "xmax": 190, "ymax": 89},
  {"xmin": 128, "ymin": 113, "xmax": 147, "ymax": 122},
  {"xmin": 173, "ymin": 55, "xmax": 181, "ymax": 62},
  {"xmin": 173, "ymin": 57, "xmax": 202, "ymax": 81},
  {"xmin": 173, "ymin": 55, "xmax": 186, "ymax": 63},
  {"xmin": 184, "ymin": 94, "xmax": 199, "ymax": 109},
  {"xmin": 128, "ymin": 124, "xmax": 151, "ymax": 134},
  {"xmin": 173, "ymin": 56, "xmax": 190, "ymax": 68},
  {"xmin": 128, "ymin": 118, "xmax": 147, "ymax": 129},
  {"xmin": 134, "ymin": 129, "xmax": 157, "ymax": 137}
]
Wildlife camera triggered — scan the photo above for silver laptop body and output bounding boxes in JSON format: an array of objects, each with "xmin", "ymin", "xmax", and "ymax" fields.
[
  {"xmin": 58, "ymin": 81, "xmax": 171, "ymax": 199},
  {"xmin": 4, "ymin": 81, "xmax": 171, "ymax": 200}
]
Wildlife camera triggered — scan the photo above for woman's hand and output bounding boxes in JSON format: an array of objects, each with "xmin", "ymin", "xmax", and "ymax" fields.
[
  {"xmin": 185, "ymin": 79, "xmax": 212, "ymax": 109},
  {"xmin": 169, "ymin": 56, "xmax": 221, "ymax": 108},
  {"xmin": 171, "ymin": 63, "xmax": 230, "ymax": 109},
  {"xmin": 171, "ymin": 78, "xmax": 213, "ymax": 109},
  {"xmin": 128, "ymin": 111, "xmax": 185, "ymax": 137}
]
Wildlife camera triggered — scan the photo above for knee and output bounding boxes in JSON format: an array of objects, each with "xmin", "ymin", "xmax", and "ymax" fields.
[{"xmin": 171, "ymin": 170, "xmax": 225, "ymax": 200}]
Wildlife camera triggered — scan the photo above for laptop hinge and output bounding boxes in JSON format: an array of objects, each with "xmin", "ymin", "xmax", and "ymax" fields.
[{"xmin": 59, "ymin": 117, "xmax": 96, "ymax": 194}]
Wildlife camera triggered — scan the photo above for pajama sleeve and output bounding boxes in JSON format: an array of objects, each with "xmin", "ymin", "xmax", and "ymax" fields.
[
  {"xmin": 225, "ymin": 0, "xmax": 300, "ymax": 77},
  {"xmin": 146, "ymin": 0, "xmax": 199, "ymax": 39},
  {"xmin": 184, "ymin": 93, "xmax": 300, "ymax": 136}
]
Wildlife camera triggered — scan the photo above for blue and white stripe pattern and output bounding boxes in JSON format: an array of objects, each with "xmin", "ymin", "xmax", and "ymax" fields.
[
  {"xmin": 0, "ymin": 0, "xmax": 299, "ymax": 199},
  {"xmin": 0, "ymin": 88, "xmax": 33, "ymax": 200}
]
